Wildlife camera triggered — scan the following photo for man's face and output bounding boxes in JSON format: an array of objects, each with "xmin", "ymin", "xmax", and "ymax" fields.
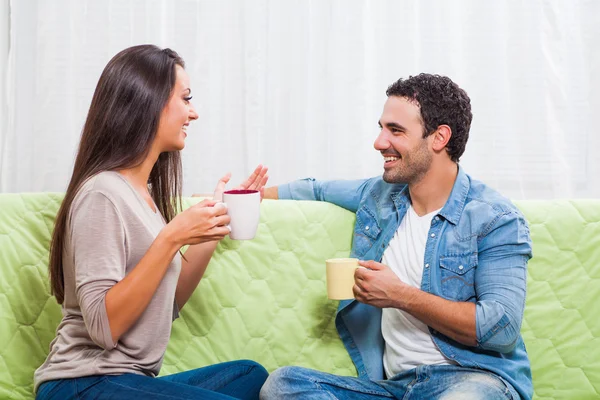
[{"xmin": 374, "ymin": 96, "xmax": 433, "ymax": 184}]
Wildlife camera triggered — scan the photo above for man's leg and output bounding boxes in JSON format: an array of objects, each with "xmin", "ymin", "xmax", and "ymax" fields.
[
  {"xmin": 159, "ymin": 360, "xmax": 268, "ymax": 400},
  {"xmin": 402, "ymin": 365, "xmax": 517, "ymax": 400},
  {"xmin": 259, "ymin": 366, "xmax": 396, "ymax": 400}
]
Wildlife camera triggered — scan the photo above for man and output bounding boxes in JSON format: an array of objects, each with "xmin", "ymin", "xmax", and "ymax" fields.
[{"xmin": 260, "ymin": 74, "xmax": 533, "ymax": 400}]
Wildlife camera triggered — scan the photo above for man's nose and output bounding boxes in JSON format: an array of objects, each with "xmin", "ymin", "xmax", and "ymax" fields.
[{"xmin": 374, "ymin": 131, "xmax": 389, "ymax": 151}]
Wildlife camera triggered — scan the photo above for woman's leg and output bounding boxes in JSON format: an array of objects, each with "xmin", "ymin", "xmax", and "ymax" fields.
[
  {"xmin": 36, "ymin": 378, "xmax": 81, "ymax": 400},
  {"xmin": 159, "ymin": 360, "xmax": 268, "ymax": 400},
  {"xmin": 37, "ymin": 374, "xmax": 239, "ymax": 400},
  {"xmin": 86, "ymin": 373, "xmax": 240, "ymax": 399}
]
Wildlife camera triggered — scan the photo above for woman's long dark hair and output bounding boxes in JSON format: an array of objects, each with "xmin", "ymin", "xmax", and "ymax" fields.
[{"xmin": 50, "ymin": 45, "xmax": 185, "ymax": 304}]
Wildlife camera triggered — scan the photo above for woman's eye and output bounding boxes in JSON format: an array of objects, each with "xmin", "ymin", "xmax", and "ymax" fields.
[{"xmin": 184, "ymin": 96, "xmax": 193, "ymax": 102}]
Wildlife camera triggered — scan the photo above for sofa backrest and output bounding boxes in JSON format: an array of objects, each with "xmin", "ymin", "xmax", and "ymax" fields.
[{"xmin": 0, "ymin": 193, "xmax": 598, "ymax": 399}]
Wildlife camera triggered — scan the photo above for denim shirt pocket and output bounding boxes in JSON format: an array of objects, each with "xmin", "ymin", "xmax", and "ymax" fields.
[
  {"xmin": 438, "ymin": 253, "xmax": 478, "ymax": 301},
  {"xmin": 353, "ymin": 207, "xmax": 382, "ymax": 257}
]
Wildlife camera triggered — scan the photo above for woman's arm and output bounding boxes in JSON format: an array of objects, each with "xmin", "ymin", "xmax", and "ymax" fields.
[
  {"xmin": 174, "ymin": 240, "xmax": 218, "ymax": 309},
  {"xmin": 75, "ymin": 192, "xmax": 229, "ymax": 348},
  {"xmin": 103, "ymin": 232, "xmax": 181, "ymax": 344},
  {"xmin": 175, "ymin": 165, "xmax": 269, "ymax": 309}
]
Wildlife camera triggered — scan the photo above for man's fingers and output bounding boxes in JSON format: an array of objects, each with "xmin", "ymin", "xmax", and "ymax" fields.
[
  {"xmin": 247, "ymin": 166, "xmax": 268, "ymax": 189},
  {"xmin": 353, "ymin": 284, "xmax": 366, "ymax": 302},
  {"xmin": 358, "ymin": 260, "xmax": 386, "ymax": 270},
  {"xmin": 354, "ymin": 266, "xmax": 370, "ymax": 281},
  {"xmin": 259, "ymin": 173, "xmax": 269, "ymax": 188}
]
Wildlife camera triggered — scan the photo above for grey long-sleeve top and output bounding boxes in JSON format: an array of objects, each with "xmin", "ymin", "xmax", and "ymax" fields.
[{"xmin": 34, "ymin": 171, "xmax": 181, "ymax": 393}]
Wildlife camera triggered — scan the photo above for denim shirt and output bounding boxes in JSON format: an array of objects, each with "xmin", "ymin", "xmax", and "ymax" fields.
[{"xmin": 278, "ymin": 166, "xmax": 533, "ymax": 400}]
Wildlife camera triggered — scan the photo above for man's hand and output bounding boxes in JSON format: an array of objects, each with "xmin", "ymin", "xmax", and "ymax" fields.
[
  {"xmin": 354, "ymin": 260, "xmax": 478, "ymax": 346},
  {"xmin": 198, "ymin": 165, "xmax": 269, "ymax": 202},
  {"xmin": 353, "ymin": 260, "xmax": 411, "ymax": 308},
  {"xmin": 235, "ymin": 164, "xmax": 269, "ymax": 199}
]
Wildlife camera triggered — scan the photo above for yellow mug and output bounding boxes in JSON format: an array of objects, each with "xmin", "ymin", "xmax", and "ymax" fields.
[{"xmin": 325, "ymin": 258, "xmax": 359, "ymax": 300}]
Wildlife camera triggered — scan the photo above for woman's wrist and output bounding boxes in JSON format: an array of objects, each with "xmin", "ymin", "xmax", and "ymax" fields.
[{"xmin": 156, "ymin": 226, "xmax": 184, "ymax": 254}]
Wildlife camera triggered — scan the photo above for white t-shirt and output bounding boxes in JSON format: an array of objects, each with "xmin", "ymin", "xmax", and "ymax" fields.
[{"xmin": 381, "ymin": 205, "xmax": 455, "ymax": 378}]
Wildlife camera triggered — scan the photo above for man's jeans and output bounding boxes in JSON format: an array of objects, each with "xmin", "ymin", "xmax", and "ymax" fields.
[
  {"xmin": 37, "ymin": 360, "xmax": 268, "ymax": 400},
  {"xmin": 260, "ymin": 365, "xmax": 519, "ymax": 400}
]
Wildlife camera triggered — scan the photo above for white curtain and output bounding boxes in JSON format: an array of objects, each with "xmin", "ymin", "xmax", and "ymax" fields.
[
  {"xmin": 1, "ymin": 0, "xmax": 599, "ymax": 199},
  {"xmin": 0, "ymin": 0, "xmax": 8, "ymax": 180}
]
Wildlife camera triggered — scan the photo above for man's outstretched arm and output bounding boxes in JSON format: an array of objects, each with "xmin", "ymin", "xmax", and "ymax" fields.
[{"xmin": 262, "ymin": 178, "xmax": 372, "ymax": 213}]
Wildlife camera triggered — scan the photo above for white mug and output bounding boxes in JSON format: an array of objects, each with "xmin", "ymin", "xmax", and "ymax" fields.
[{"xmin": 222, "ymin": 189, "xmax": 261, "ymax": 240}]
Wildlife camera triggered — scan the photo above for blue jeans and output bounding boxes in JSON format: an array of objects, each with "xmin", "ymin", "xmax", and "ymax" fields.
[
  {"xmin": 260, "ymin": 365, "xmax": 519, "ymax": 400},
  {"xmin": 37, "ymin": 360, "xmax": 268, "ymax": 400}
]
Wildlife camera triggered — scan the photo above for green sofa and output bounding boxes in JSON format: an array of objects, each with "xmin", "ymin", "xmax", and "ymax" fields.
[{"xmin": 0, "ymin": 194, "xmax": 598, "ymax": 399}]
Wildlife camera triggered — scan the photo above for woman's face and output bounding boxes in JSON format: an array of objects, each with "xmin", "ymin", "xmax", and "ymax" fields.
[{"xmin": 155, "ymin": 65, "xmax": 199, "ymax": 152}]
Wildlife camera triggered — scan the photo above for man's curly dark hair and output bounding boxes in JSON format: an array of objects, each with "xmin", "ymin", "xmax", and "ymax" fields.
[{"xmin": 386, "ymin": 73, "xmax": 472, "ymax": 162}]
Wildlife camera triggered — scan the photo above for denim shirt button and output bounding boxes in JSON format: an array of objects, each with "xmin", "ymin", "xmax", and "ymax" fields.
[
  {"xmin": 425, "ymin": 263, "xmax": 430, "ymax": 268},
  {"xmin": 458, "ymin": 265, "xmax": 464, "ymax": 270},
  {"xmin": 365, "ymin": 226, "xmax": 369, "ymax": 231},
  {"xmin": 430, "ymin": 233, "xmax": 436, "ymax": 238}
]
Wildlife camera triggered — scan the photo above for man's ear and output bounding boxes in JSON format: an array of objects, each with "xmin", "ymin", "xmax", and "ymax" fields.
[{"xmin": 432, "ymin": 125, "xmax": 452, "ymax": 152}]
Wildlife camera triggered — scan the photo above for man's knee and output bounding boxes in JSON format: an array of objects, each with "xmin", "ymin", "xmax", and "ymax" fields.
[
  {"xmin": 259, "ymin": 366, "xmax": 313, "ymax": 400},
  {"xmin": 439, "ymin": 372, "xmax": 512, "ymax": 400}
]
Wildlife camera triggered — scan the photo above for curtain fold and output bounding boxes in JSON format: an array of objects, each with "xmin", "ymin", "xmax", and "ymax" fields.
[
  {"xmin": 1, "ymin": 0, "xmax": 598, "ymax": 199},
  {"xmin": 0, "ymin": 0, "xmax": 9, "ymax": 190}
]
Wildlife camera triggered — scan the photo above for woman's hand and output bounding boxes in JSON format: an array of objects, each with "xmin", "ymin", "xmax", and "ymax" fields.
[
  {"xmin": 178, "ymin": 165, "xmax": 268, "ymax": 246},
  {"xmin": 165, "ymin": 199, "xmax": 231, "ymax": 246},
  {"xmin": 212, "ymin": 165, "xmax": 269, "ymax": 202}
]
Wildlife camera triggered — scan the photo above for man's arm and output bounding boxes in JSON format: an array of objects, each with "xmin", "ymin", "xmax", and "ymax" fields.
[
  {"xmin": 263, "ymin": 178, "xmax": 373, "ymax": 213},
  {"xmin": 354, "ymin": 261, "xmax": 477, "ymax": 346},
  {"xmin": 471, "ymin": 212, "xmax": 531, "ymax": 352},
  {"xmin": 263, "ymin": 186, "xmax": 278, "ymax": 199},
  {"xmin": 354, "ymin": 211, "xmax": 532, "ymax": 352}
]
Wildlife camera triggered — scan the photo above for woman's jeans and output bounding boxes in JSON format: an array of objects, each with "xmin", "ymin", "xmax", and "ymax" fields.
[{"xmin": 37, "ymin": 360, "xmax": 268, "ymax": 400}]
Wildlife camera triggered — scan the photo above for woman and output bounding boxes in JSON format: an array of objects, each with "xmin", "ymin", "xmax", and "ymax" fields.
[{"xmin": 34, "ymin": 45, "xmax": 269, "ymax": 399}]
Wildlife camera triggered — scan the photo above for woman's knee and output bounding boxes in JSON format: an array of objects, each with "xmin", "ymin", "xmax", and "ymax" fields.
[{"xmin": 239, "ymin": 359, "xmax": 269, "ymax": 382}]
